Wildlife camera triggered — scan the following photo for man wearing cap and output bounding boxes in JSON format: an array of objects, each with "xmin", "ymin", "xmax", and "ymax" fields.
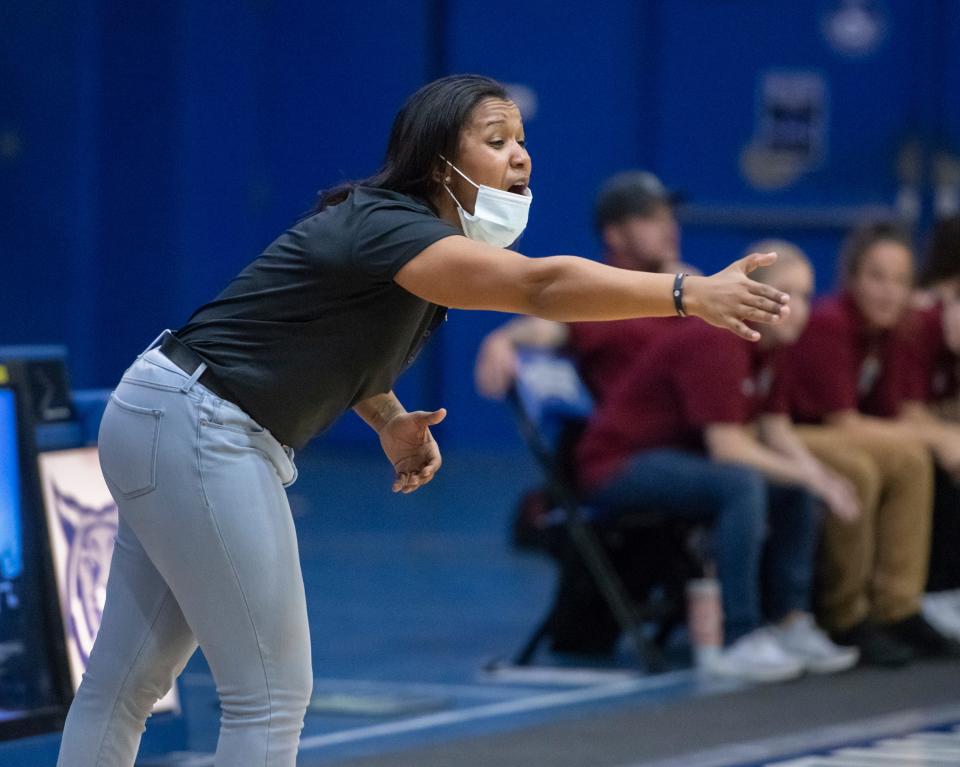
[{"xmin": 475, "ymin": 170, "xmax": 696, "ymax": 402}]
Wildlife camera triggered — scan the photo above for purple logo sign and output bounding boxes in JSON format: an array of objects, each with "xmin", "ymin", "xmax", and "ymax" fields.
[{"xmin": 52, "ymin": 483, "xmax": 117, "ymax": 664}]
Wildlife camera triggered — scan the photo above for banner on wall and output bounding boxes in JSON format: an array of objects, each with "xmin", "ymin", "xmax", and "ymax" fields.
[
  {"xmin": 740, "ymin": 71, "xmax": 828, "ymax": 191},
  {"xmin": 38, "ymin": 448, "xmax": 179, "ymax": 713}
]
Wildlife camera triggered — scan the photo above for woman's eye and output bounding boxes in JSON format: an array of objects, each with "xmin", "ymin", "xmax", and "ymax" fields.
[
  {"xmin": 517, "ymin": 139, "xmax": 526, "ymax": 148},
  {"xmin": 489, "ymin": 140, "xmax": 504, "ymax": 148}
]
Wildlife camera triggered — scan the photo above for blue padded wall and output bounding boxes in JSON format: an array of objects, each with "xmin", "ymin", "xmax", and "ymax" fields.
[{"xmin": 3, "ymin": 0, "xmax": 959, "ymax": 449}]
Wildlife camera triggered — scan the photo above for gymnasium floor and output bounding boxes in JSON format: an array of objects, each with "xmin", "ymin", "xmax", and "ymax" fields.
[{"xmin": 3, "ymin": 442, "xmax": 960, "ymax": 766}]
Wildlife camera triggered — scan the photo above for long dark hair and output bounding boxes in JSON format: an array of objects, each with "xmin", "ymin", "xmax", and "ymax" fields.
[
  {"xmin": 315, "ymin": 74, "xmax": 509, "ymax": 211},
  {"xmin": 920, "ymin": 215, "xmax": 960, "ymax": 288}
]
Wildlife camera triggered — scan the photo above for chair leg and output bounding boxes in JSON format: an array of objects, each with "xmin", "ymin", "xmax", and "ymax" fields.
[
  {"xmin": 513, "ymin": 614, "xmax": 551, "ymax": 666},
  {"xmin": 564, "ymin": 518, "xmax": 665, "ymax": 672}
]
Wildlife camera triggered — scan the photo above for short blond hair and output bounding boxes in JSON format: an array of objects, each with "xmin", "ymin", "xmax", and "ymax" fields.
[{"xmin": 745, "ymin": 239, "xmax": 811, "ymax": 285}]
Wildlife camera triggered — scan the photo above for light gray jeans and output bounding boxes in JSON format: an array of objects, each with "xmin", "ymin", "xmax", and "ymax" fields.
[{"xmin": 57, "ymin": 337, "xmax": 312, "ymax": 767}]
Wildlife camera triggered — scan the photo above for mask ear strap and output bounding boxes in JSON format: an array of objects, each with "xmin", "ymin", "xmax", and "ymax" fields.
[
  {"xmin": 439, "ymin": 156, "xmax": 478, "ymax": 189},
  {"xmin": 443, "ymin": 183, "xmax": 466, "ymax": 211},
  {"xmin": 438, "ymin": 155, "xmax": 473, "ymax": 212}
]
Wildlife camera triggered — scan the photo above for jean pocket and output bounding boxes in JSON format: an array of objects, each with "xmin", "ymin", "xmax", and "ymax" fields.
[{"xmin": 98, "ymin": 393, "xmax": 163, "ymax": 499}]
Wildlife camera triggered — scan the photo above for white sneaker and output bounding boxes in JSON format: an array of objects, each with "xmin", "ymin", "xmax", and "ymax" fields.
[
  {"xmin": 701, "ymin": 628, "xmax": 805, "ymax": 683},
  {"xmin": 923, "ymin": 591, "xmax": 960, "ymax": 641},
  {"xmin": 769, "ymin": 613, "xmax": 859, "ymax": 674}
]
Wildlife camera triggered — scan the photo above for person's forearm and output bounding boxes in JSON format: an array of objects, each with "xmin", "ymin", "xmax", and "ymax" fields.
[
  {"xmin": 522, "ymin": 257, "xmax": 686, "ymax": 321},
  {"xmin": 758, "ymin": 416, "xmax": 829, "ymax": 482},
  {"xmin": 353, "ymin": 391, "xmax": 406, "ymax": 433},
  {"xmin": 900, "ymin": 402, "xmax": 960, "ymax": 454},
  {"xmin": 397, "ymin": 241, "xmax": 784, "ymax": 342},
  {"xmin": 707, "ymin": 427, "xmax": 816, "ymax": 488}
]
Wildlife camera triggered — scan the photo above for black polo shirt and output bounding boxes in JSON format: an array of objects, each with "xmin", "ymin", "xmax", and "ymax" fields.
[{"xmin": 176, "ymin": 187, "xmax": 459, "ymax": 448}]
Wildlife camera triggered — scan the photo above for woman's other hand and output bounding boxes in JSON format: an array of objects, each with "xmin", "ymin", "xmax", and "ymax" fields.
[{"xmin": 379, "ymin": 408, "xmax": 446, "ymax": 493}]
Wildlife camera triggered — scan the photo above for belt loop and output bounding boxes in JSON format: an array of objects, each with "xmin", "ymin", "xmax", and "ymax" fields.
[
  {"xmin": 180, "ymin": 361, "xmax": 208, "ymax": 393},
  {"xmin": 139, "ymin": 329, "xmax": 172, "ymax": 359}
]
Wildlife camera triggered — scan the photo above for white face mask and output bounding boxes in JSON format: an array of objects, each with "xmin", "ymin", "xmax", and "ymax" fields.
[{"xmin": 441, "ymin": 158, "xmax": 532, "ymax": 248}]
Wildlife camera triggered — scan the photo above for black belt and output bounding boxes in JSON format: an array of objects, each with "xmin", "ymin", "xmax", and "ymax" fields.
[{"xmin": 159, "ymin": 334, "xmax": 234, "ymax": 404}]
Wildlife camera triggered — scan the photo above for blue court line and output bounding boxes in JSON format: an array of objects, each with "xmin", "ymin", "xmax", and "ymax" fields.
[
  {"xmin": 616, "ymin": 704, "xmax": 960, "ymax": 767},
  {"xmin": 298, "ymin": 675, "xmax": 688, "ymax": 750},
  {"xmin": 162, "ymin": 670, "xmax": 705, "ymax": 765},
  {"xmin": 771, "ymin": 728, "xmax": 960, "ymax": 765},
  {"xmin": 180, "ymin": 673, "xmax": 538, "ymax": 701}
]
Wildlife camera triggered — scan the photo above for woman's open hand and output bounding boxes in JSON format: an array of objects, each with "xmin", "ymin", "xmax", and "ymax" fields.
[
  {"xmin": 683, "ymin": 252, "xmax": 790, "ymax": 341},
  {"xmin": 379, "ymin": 408, "xmax": 446, "ymax": 493}
]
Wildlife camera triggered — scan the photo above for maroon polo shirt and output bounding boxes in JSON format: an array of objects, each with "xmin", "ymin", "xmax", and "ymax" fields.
[
  {"xmin": 567, "ymin": 317, "xmax": 680, "ymax": 403},
  {"xmin": 911, "ymin": 303, "xmax": 960, "ymax": 403},
  {"xmin": 575, "ymin": 321, "xmax": 790, "ymax": 494},
  {"xmin": 787, "ymin": 292, "xmax": 923, "ymax": 424}
]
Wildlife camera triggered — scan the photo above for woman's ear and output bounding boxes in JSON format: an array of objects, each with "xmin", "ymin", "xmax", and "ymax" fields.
[{"xmin": 432, "ymin": 159, "xmax": 451, "ymax": 185}]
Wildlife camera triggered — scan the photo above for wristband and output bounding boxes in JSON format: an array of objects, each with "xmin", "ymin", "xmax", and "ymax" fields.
[{"xmin": 673, "ymin": 272, "xmax": 688, "ymax": 317}]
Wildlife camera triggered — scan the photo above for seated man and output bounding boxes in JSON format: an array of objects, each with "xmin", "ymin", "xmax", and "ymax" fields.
[
  {"xmin": 475, "ymin": 170, "xmax": 695, "ymax": 402},
  {"xmin": 914, "ymin": 214, "xmax": 960, "ymax": 633},
  {"xmin": 575, "ymin": 241, "xmax": 858, "ymax": 682},
  {"xmin": 912, "ymin": 260, "xmax": 960, "ymax": 635},
  {"xmin": 789, "ymin": 221, "xmax": 960, "ymax": 655}
]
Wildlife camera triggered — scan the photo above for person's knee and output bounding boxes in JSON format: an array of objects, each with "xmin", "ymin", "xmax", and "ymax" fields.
[
  {"xmin": 117, "ymin": 682, "xmax": 171, "ymax": 724},
  {"xmin": 714, "ymin": 466, "xmax": 767, "ymax": 540},
  {"xmin": 264, "ymin": 644, "xmax": 314, "ymax": 722},
  {"xmin": 219, "ymin": 662, "xmax": 312, "ymax": 725},
  {"xmin": 716, "ymin": 466, "xmax": 766, "ymax": 511},
  {"xmin": 894, "ymin": 439, "xmax": 934, "ymax": 480},
  {"xmin": 69, "ymin": 667, "xmax": 119, "ymax": 716},
  {"xmin": 71, "ymin": 661, "xmax": 172, "ymax": 730},
  {"xmin": 280, "ymin": 654, "xmax": 314, "ymax": 714},
  {"xmin": 717, "ymin": 462, "xmax": 763, "ymax": 493},
  {"xmin": 840, "ymin": 452, "xmax": 881, "ymax": 510}
]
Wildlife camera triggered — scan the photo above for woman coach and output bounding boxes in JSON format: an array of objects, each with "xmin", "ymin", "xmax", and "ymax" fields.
[{"xmin": 57, "ymin": 74, "xmax": 789, "ymax": 767}]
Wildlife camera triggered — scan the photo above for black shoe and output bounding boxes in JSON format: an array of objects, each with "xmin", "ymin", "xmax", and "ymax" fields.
[
  {"xmin": 885, "ymin": 613, "xmax": 960, "ymax": 659},
  {"xmin": 832, "ymin": 620, "xmax": 914, "ymax": 667}
]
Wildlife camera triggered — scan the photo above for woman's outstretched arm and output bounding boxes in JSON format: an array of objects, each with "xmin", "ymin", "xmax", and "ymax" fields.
[{"xmin": 395, "ymin": 235, "xmax": 788, "ymax": 342}]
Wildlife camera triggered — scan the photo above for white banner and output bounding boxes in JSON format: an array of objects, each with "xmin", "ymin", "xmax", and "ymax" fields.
[{"xmin": 38, "ymin": 448, "xmax": 179, "ymax": 713}]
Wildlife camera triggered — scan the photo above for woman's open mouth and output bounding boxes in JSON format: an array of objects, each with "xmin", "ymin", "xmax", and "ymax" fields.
[{"xmin": 507, "ymin": 182, "xmax": 528, "ymax": 195}]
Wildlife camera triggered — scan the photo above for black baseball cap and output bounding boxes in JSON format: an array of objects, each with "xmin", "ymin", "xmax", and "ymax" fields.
[{"xmin": 594, "ymin": 170, "xmax": 682, "ymax": 232}]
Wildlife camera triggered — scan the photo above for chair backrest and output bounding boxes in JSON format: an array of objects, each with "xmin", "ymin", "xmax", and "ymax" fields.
[{"xmin": 508, "ymin": 347, "xmax": 594, "ymax": 473}]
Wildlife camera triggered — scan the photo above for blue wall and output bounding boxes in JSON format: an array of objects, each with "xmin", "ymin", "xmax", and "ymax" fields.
[{"xmin": 2, "ymin": 0, "xmax": 958, "ymax": 447}]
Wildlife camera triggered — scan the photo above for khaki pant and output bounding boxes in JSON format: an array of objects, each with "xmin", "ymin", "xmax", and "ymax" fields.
[{"xmin": 797, "ymin": 426, "xmax": 934, "ymax": 632}]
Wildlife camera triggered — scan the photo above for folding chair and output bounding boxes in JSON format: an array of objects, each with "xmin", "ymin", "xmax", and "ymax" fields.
[{"xmin": 501, "ymin": 348, "xmax": 697, "ymax": 672}]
